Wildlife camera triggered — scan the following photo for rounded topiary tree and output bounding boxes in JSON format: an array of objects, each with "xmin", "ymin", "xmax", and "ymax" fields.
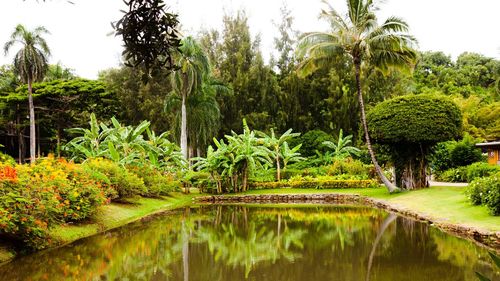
[{"xmin": 367, "ymin": 94, "xmax": 462, "ymax": 189}]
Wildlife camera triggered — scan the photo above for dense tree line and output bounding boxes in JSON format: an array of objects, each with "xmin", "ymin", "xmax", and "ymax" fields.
[{"xmin": 1, "ymin": 4, "xmax": 499, "ymax": 162}]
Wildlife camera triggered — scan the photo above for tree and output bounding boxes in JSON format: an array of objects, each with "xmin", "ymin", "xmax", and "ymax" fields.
[
  {"xmin": 367, "ymin": 94, "xmax": 462, "ymax": 189},
  {"xmin": 297, "ymin": 0, "xmax": 417, "ymax": 192},
  {"xmin": 113, "ymin": 0, "xmax": 181, "ymax": 79},
  {"xmin": 170, "ymin": 37, "xmax": 210, "ymax": 160},
  {"xmin": 4, "ymin": 24, "xmax": 51, "ymax": 163}
]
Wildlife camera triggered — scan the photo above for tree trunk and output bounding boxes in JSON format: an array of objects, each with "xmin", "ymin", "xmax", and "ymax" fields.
[
  {"xmin": 36, "ymin": 114, "xmax": 41, "ymax": 158},
  {"xmin": 395, "ymin": 144, "xmax": 429, "ymax": 190},
  {"xmin": 354, "ymin": 61, "xmax": 398, "ymax": 193},
  {"xmin": 28, "ymin": 79, "xmax": 36, "ymax": 164},
  {"xmin": 16, "ymin": 106, "xmax": 24, "ymax": 164},
  {"xmin": 56, "ymin": 126, "xmax": 62, "ymax": 158},
  {"xmin": 276, "ymin": 152, "xmax": 281, "ymax": 182},
  {"xmin": 242, "ymin": 163, "xmax": 248, "ymax": 191},
  {"xmin": 180, "ymin": 92, "xmax": 188, "ymax": 160}
]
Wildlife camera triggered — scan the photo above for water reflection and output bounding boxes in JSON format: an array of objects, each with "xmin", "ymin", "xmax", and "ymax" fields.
[{"xmin": 0, "ymin": 205, "xmax": 498, "ymax": 281}]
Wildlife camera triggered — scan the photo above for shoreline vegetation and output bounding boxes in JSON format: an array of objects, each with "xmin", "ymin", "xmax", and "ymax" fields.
[{"xmin": 1, "ymin": 185, "xmax": 499, "ymax": 264}]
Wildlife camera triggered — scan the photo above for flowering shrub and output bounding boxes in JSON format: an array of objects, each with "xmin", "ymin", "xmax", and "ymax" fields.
[{"xmin": 466, "ymin": 173, "xmax": 500, "ymax": 215}]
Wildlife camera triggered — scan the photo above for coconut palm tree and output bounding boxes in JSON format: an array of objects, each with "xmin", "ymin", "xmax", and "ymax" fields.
[
  {"xmin": 4, "ymin": 24, "xmax": 51, "ymax": 163},
  {"xmin": 297, "ymin": 0, "xmax": 417, "ymax": 192},
  {"xmin": 170, "ymin": 36, "xmax": 210, "ymax": 160}
]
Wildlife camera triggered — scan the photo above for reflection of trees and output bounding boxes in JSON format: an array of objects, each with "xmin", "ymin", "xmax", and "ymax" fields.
[{"xmin": 1, "ymin": 205, "xmax": 498, "ymax": 281}]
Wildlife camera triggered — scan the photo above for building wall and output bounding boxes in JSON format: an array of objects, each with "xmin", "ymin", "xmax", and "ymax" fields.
[{"xmin": 488, "ymin": 148, "xmax": 500, "ymax": 165}]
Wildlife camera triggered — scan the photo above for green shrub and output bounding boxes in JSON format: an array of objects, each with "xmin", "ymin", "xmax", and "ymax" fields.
[
  {"xmin": 327, "ymin": 158, "xmax": 372, "ymax": 179},
  {"xmin": 467, "ymin": 173, "xmax": 500, "ymax": 215},
  {"xmin": 182, "ymin": 170, "xmax": 212, "ymax": 192},
  {"xmin": 250, "ymin": 169, "xmax": 276, "ymax": 182},
  {"xmin": 82, "ymin": 158, "xmax": 146, "ymax": 200},
  {"xmin": 128, "ymin": 165, "xmax": 178, "ymax": 197},
  {"xmin": 0, "ymin": 151, "xmax": 15, "ymax": 165},
  {"xmin": 435, "ymin": 166, "xmax": 468, "ymax": 182},
  {"xmin": 466, "ymin": 162, "xmax": 500, "ymax": 181},
  {"xmin": 450, "ymin": 141, "xmax": 482, "ymax": 167}
]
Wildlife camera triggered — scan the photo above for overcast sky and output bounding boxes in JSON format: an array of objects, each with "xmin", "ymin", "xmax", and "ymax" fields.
[{"xmin": 1, "ymin": 0, "xmax": 499, "ymax": 79}]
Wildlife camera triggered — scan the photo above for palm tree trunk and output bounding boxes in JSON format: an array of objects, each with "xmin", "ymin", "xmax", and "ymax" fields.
[
  {"xmin": 354, "ymin": 62, "xmax": 398, "ymax": 193},
  {"xmin": 28, "ymin": 79, "xmax": 36, "ymax": 163},
  {"xmin": 16, "ymin": 105, "xmax": 24, "ymax": 164},
  {"xmin": 276, "ymin": 152, "xmax": 281, "ymax": 182},
  {"xmin": 181, "ymin": 92, "xmax": 188, "ymax": 160},
  {"xmin": 365, "ymin": 213, "xmax": 397, "ymax": 281}
]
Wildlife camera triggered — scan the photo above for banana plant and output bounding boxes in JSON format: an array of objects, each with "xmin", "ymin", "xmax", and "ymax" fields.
[
  {"xmin": 281, "ymin": 142, "xmax": 305, "ymax": 177},
  {"xmin": 64, "ymin": 113, "xmax": 112, "ymax": 161},
  {"xmin": 322, "ymin": 129, "xmax": 360, "ymax": 161},
  {"xmin": 258, "ymin": 128, "xmax": 301, "ymax": 181}
]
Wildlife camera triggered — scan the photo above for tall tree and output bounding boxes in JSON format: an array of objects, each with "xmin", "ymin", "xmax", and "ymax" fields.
[
  {"xmin": 297, "ymin": 0, "xmax": 417, "ymax": 193},
  {"xmin": 4, "ymin": 24, "xmax": 51, "ymax": 163},
  {"xmin": 170, "ymin": 37, "xmax": 210, "ymax": 159}
]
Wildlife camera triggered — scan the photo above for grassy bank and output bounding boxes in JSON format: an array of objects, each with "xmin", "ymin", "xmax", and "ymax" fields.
[
  {"xmin": 239, "ymin": 186, "xmax": 500, "ymax": 233},
  {"xmin": 0, "ymin": 192, "xmax": 196, "ymax": 263}
]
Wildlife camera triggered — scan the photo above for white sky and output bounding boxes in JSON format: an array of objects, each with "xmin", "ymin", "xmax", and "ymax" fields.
[{"xmin": 1, "ymin": 0, "xmax": 499, "ymax": 79}]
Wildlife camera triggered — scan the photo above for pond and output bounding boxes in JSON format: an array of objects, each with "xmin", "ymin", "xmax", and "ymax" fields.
[{"xmin": 0, "ymin": 205, "xmax": 498, "ymax": 281}]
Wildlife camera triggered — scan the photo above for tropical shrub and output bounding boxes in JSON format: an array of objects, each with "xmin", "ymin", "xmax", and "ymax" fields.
[
  {"xmin": 435, "ymin": 162, "xmax": 499, "ymax": 182},
  {"xmin": 82, "ymin": 158, "xmax": 146, "ymax": 199},
  {"xmin": 327, "ymin": 158, "xmax": 372, "ymax": 179},
  {"xmin": 321, "ymin": 129, "xmax": 360, "ymax": 162},
  {"xmin": 431, "ymin": 134, "xmax": 483, "ymax": 172},
  {"xmin": 466, "ymin": 173, "xmax": 500, "ymax": 215},
  {"xmin": 435, "ymin": 167, "xmax": 468, "ymax": 182},
  {"xmin": 128, "ymin": 165, "xmax": 179, "ymax": 197}
]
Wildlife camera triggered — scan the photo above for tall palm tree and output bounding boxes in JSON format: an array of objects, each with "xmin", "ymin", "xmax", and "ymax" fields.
[
  {"xmin": 170, "ymin": 36, "xmax": 210, "ymax": 160},
  {"xmin": 297, "ymin": 0, "xmax": 417, "ymax": 192},
  {"xmin": 4, "ymin": 24, "xmax": 51, "ymax": 163}
]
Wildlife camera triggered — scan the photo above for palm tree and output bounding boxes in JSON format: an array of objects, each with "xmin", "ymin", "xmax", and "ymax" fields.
[
  {"xmin": 258, "ymin": 128, "xmax": 301, "ymax": 181},
  {"xmin": 297, "ymin": 0, "xmax": 417, "ymax": 192},
  {"xmin": 170, "ymin": 36, "xmax": 210, "ymax": 160},
  {"xmin": 4, "ymin": 24, "xmax": 51, "ymax": 163}
]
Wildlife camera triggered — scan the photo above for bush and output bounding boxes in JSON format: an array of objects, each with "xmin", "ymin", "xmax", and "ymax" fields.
[
  {"xmin": 16, "ymin": 157, "xmax": 107, "ymax": 222},
  {"xmin": 466, "ymin": 173, "xmax": 500, "ymax": 215},
  {"xmin": 82, "ymin": 158, "xmax": 146, "ymax": 200},
  {"xmin": 0, "ymin": 151, "xmax": 15, "ymax": 165},
  {"xmin": 128, "ymin": 165, "xmax": 178, "ymax": 197},
  {"xmin": 327, "ymin": 158, "xmax": 372, "ymax": 179},
  {"xmin": 431, "ymin": 135, "xmax": 483, "ymax": 172},
  {"xmin": 435, "ymin": 166, "xmax": 468, "ymax": 182},
  {"xmin": 450, "ymin": 141, "xmax": 482, "ymax": 167},
  {"xmin": 466, "ymin": 162, "xmax": 500, "ymax": 181}
]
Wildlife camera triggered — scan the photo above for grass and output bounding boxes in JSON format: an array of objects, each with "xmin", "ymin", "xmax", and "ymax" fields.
[
  {"xmin": 49, "ymin": 192, "xmax": 196, "ymax": 244},
  {"xmin": 239, "ymin": 186, "xmax": 500, "ymax": 232}
]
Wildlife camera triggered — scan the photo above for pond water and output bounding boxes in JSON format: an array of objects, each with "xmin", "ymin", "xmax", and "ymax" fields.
[{"xmin": 0, "ymin": 205, "xmax": 498, "ymax": 281}]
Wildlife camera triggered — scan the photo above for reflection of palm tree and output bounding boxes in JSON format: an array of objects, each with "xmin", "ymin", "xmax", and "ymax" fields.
[{"xmin": 365, "ymin": 213, "xmax": 397, "ymax": 281}]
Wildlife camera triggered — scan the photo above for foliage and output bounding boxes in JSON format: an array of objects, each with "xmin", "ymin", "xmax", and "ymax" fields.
[
  {"xmin": 367, "ymin": 94, "xmax": 462, "ymax": 189},
  {"xmin": 327, "ymin": 158, "xmax": 374, "ymax": 180},
  {"xmin": 113, "ymin": 0, "xmax": 181, "ymax": 78},
  {"xmin": 127, "ymin": 165, "xmax": 179, "ymax": 197},
  {"xmin": 290, "ymin": 129, "xmax": 333, "ymax": 157},
  {"xmin": 250, "ymin": 179, "xmax": 377, "ymax": 189},
  {"xmin": 193, "ymin": 120, "xmax": 272, "ymax": 193},
  {"xmin": 65, "ymin": 113, "xmax": 185, "ymax": 170},
  {"xmin": 0, "ymin": 151, "xmax": 16, "ymax": 165},
  {"xmin": 81, "ymin": 158, "xmax": 146, "ymax": 200},
  {"xmin": 431, "ymin": 135, "xmax": 483, "ymax": 172},
  {"xmin": 466, "ymin": 173, "xmax": 500, "ymax": 215},
  {"xmin": 321, "ymin": 129, "xmax": 360, "ymax": 162},
  {"xmin": 367, "ymin": 94, "xmax": 462, "ymax": 144},
  {"xmin": 437, "ymin": 163, "xmax": 500, "ymax": 183}
]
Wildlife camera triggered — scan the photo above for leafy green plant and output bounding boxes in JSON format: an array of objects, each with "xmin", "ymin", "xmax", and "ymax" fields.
[
  {"xmin": 322, "ymin": 129, "xmax": 360, "ymax": 161},
  {"xmin": 475, "ymin": 252, "xmax": 500, "ymax": 280},
  {"xmin": 467, "ymin": 173, "xmax": 500, "ymax": 215}
]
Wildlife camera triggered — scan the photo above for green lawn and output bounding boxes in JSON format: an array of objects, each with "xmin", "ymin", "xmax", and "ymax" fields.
[
  {"xmin": 240, "ymin": 186, "xmax": 500, "ymax": 232},
  {"xmin": 49, "ymin": 192, "xmax": 196, "ymax": 244}
]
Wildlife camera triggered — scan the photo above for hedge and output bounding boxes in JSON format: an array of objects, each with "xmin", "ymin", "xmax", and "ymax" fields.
[{"xmin": 250, "ymin": 179, "xmax": 378, "ymax": 189}]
